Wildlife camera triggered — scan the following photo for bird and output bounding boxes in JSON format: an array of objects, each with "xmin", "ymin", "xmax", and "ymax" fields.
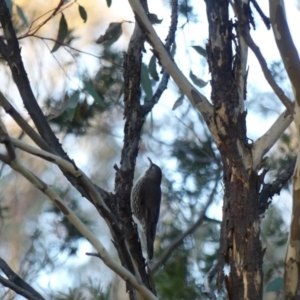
[{"xmin": 131, "ymin": 157, "xmax": 162, "ymax": 260}]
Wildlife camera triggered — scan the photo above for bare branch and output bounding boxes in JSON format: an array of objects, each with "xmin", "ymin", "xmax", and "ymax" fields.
[
  {"xmin": 0, "ymin": 0, "xmax": 67, "ymax": 157},
  {"xmin": 235, "ymin": 0, "xmax": 294, "ymax": 114},
  {"xmin": 143, "ymin": 0, "xmax": 178, "ymax": 113},
  {"xmin": 252, "ymin": 109, "xmax": 293, "ymax": 170},
  {"xmin": 250, "ymin": 0, "xmax": 270, "ymax": 29},
  {"xmin": 0, "ymin": 258, "xmax": 45, "ymax": 300},
  {"xmin": 128, "ymin": 0, "xmax": 216, "ymax": 135},
  {"xmin": 0, "ymin": 93, "xmax": 51, "ymax": 152},
  {"xmin": 269, "ymin": 0, "xmax": 300, "ymax": 106},
  {"xmin": 258, "ymin": 157, "xmax": 295, "ymax": 214},
  {"xmin": 203, "ymin": 264, "xmax": 218, "ymax": 300},
  {"xmin": 0, "ymin": 275, "xmax": 42, "ymax": 300},
  {"xmin": 0, "ymin": 118, "xmax": 16, "ymax": 161},
  {"xmin": 0, "ymin": 157, "xmax": 158, "ymax": 300}
]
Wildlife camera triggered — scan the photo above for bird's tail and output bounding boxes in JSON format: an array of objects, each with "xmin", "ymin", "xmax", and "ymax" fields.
[{"xmin": 146, "ymin": 229, "xmax": 154, "ymax": 260}]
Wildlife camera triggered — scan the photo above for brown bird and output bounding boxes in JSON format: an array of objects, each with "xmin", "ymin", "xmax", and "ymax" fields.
[{"xmin": 131, "ymin": 157, "xmax": 162, "ymax": 259}]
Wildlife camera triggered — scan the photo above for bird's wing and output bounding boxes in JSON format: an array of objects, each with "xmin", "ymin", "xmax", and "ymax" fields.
[{"xmin": 145, "ymin": 184, "xmax": 161, "ymax": 259}]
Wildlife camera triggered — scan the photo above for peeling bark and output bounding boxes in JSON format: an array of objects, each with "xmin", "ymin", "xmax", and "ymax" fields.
[{"xmin": 205, "ymin": 1, "xmax": 263, "ymax": 298}]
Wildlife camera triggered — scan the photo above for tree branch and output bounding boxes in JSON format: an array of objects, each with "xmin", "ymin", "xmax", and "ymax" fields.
[
  {"xmin": 258, "ymin": 157, "xmax": 295, "ymax": 214},
  {"xmin": 269, "ymin": 0, "xmax": 300, "ymax": 107},
  {"xmin": 203, "ymin": 264, "xmax": 218, "ymax": 300},
  {"xmin": 0, "ymin": 93, "xmax": 51, "ymax": 152},
  {"xmin": 250, "ymin": 0, "xmax": 270, "ymax": 29},
  {"xmin": 0, "ymin": 157, "xmax": 158, "ymax": 300},
  {"xmin": 143, "ymin": 0, "xmax": 178, "ymax": 113},
  {"xmin": 252, "ymin": 109, "xmax": 293, "ymax": 170},
  {"xmin": 127, "ymin": 0, "xmax": 216, "ymax": 137},
  {"xmin": 235, "ymin": 0, "xmax": 294, "ymax": 115},
  {"xmin": 0, "ymin": 259, "xmax": 45, "ymax": 300},
  {"xmin": 0, "ymin": 0, "xmax": 67, "ymax": 157}
]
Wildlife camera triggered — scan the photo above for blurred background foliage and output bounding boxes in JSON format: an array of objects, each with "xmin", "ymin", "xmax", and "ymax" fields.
[{"xmin": 0, "ymin": 0, "xmax": 297, "ymax": 299}]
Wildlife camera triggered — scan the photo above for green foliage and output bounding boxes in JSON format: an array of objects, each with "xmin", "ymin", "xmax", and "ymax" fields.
[
  {"xmin": 189, "ymin": 71, "xmax": 208, "ymax": 88},
  {"xmin": 265, "ymin": 277, "xmax": 283, "ymax": 292},
  {"xmin": 172, "ymin": 137, "xmax": 220, "ymax": 194},
  {"xmin": 192, "ymin": 45, "xmax": 207, "ymax": 58},
  {"xmin": 156, "ymin": 242, "xmax": 202, "ymax": 299},
  {"xmin": 270, "ymin": 60, "xmax": 287, "ymax": 83},
  {"xmin": 261, "ymin": 206, "xmax": 287, "ymax": 293},
  {"xmin": 16, "ymin": 5, "xmax": 28, "ymax": 27},
  {"xmin": 178, "ymin": 0, "xmax": 197, "ymax": 22},
  {"xmin": 96, "ymin": 22, "xmax": 122, "ymax": 46},
  {"xmin": 47, "ymin": 47, "xmax": 123, "ymax": 134},
  {"xmin": 148, "ymin": 55, "xmax": 159, "ymax": 81},
  {"xmin": 78, "ymin": 5, "xmax": 88, "ymax": 23},
  {"xmin": 141, "ymin": 63, "xmax": 153, "ymax": 101},
  {"xmin": 172, "ymin": 93, "xmax": 185, "ymax": 110},
  {"xmin": 51, "ymin": 13, "xmax": 69, "ymax": 53},
  {"xmin": 4, "ymin": 0, "xmax": 12, "ymax": 14},
  {"xmin": 148, "ymin": 13, "xmax": 163, "ymax": 24},
  {"xmin": 51, "ymin": 278, "xmax": 110, "ymax": 300},
  {"xmin": 268, "ymin": 132, "xmax": 296, "ymax": 190}
]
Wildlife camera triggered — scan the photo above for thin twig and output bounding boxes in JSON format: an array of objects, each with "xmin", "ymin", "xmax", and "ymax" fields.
[
  {"xmin": 203, "ymin": 264, "xmax": 218, "ymax": 300},
  {"xmin": 0, "ymin": 93, "xmax": 51, "ymax": 152},
  {"xmin": 0, "ymin": 158, "xmax": 158, "ymax": 300},
  {"xmin": 151, "ymin": 172, "xmax": 221, "ymax": 273},
  {"xmin": 235, "ymin": 0, "xmax": 294, "ymax": 114},
  {"xmin": 143, "ymin": 0, "xmax": 178, "ymax": 113},
  {"xmin": 0, "ymin": 258, "xmax": 45, "ymax": 300},
  {"xmin": 258, "ymin": 157, "xmax": 296, "ymax": 214},
  {"xmin": 249, "ymin": 0, "xmax": 270, "ymax": 29}
]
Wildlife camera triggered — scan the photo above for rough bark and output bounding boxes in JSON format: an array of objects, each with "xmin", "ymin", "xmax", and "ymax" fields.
[{"xmin": 205, "ymin": 1, "xmax": 263, "ymax": 298}]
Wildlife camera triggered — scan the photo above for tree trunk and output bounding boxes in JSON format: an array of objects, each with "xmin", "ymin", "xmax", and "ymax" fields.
[{"xmin": 205, "ymin": 0, "xmax": 264, "ymax": 298}]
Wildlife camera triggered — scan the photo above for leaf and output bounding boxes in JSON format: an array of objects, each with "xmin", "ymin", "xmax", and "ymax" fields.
[
  {"xmin": 67, "ymin": 107, "xmax": 76, "ymax": 121},
  {"xmin": 78, "ymin": 5, "xmax": 87, "ymax": 23},
  {"xmin": 51, "ymin": 13, "xmax": 68, "ymax": 53},
  {"xmin": 68, "ymin": 91, "xmax": 80, "ymax": 108},
  {"xmin": 83, "ymin": 80, "xmax": 105, "ymax": 106},
  {"xmin": 141, "ymin": 63, "xmax": 153, "ymax": 101},
  {"xmin": 148, "ymin": 14, "xmax": 162, "ymax": 24},
  {"xmin": 4, "ymin": 0, "xmax": 12, "ymax": 14},
  {"xmin": 106, "ymin": 0, "xmax": 112, "ymax": 7},
  {"xmin": 189, "ymin": 71, "xmax": 208, "ymax": 88},
  {"xmin": 73, "ymin": 99, "xmax": 88, "ymax": 121},
  {"xmin": 148, "ymin": 55, "xmax": 159, "ymax": 81},
  {"xmin": 16, "ymin": 5, "xmax": 28, "ymax": 27},
  {"xmin": 265, "ymin": 277, "xmax": 283, "ymax": 292},
  {"xmin": 48, "ymin": 93, "xmax": 78, "ymax": 121},
  {"xmin": 192, "ymin": 45, "xmax": 207, "ymax": 58},
  {"xmin": 96, "ymin": 22, "xmax": 122, "ymax": 46},
  {"xmin": 172, "ymin": 94, "xmax": 184, "ymax": 110},
  {"xmin": 170, "ymin": 42, "xmax": 176, "ymax": 58}
]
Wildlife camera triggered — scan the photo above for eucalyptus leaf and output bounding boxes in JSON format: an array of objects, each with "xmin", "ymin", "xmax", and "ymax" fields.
[
  {"xmin": 96, "ymin": 22, "xmax": 122, "ymax": 46},
  {"xmin": 83, "ymin": 81, "xmax": 105, "ymax": 106},
  {"xmin": 265, "ymin": 277, "xmax": 283, "ymax": 292},
  {"xmin": 189, "ymin": 71, "xmax": 208, "ymax": 88},
  {"xmin": 51, "ymin": 13, "xmax": 68, "ymax": 53},
  {"xmin": 148, "ymin": 55, "xmax": 159, "ymax": 81},
  {"xmin": 192, "ymin": 45, "xmax": 207, "ymax": 58},
  {"xmin": 172, "ymin": 94, "xmax": 184, "ymax": 110},
  {"xmin": 141, "ymin": 63, "xmax": 153, "ymax": 101},
  {"xmin": 78, "ymin": 5, "xmax": 87, "ymax": 23},
  {"xmin": 17, "ymin": 5, "xmax": 28, "ymax": 27}
]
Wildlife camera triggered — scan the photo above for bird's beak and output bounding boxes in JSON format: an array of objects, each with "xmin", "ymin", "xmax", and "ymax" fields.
[{"xmin": 147, "ymin": 157, "xmax": 153, "ymax": 165}]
